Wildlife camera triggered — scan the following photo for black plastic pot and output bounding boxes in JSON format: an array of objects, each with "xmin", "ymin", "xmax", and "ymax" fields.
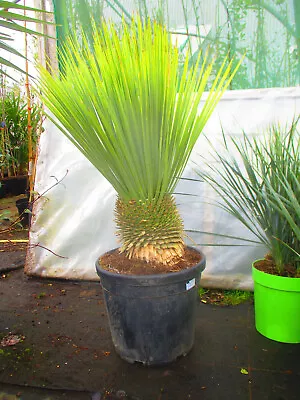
[
  {"xmin": 96, "ymin": 248, "xmax": 206, "ymax": 366},
  {"xmin": 0, "ymin": 183, "xmax": 5, "ymax": 199},
  {"xmin": 0, "ymin": 175, "xmax": 28, "ymax": 197},
  {"xmin": 16, "ymin": 197, "xmax": 32, "ymax": 227}
]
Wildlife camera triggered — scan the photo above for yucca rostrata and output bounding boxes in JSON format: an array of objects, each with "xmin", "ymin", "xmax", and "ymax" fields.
[{"xmin": 38, "ymin": 17, "xmax": 240, "ymax": 266}]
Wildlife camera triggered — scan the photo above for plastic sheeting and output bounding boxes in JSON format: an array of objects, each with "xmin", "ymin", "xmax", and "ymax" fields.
[{"xmin": 25, "ymin": 87, "xmax": 300, "ymax": 289}]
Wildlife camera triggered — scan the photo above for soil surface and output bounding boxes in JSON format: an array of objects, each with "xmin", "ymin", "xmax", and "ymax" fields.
[{"xmin": 99, "ymin": 247, "xmax": 203, "ymax": 275}]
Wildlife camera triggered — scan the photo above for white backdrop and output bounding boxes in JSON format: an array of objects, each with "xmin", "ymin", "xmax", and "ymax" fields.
[{"xmin": 25, "ymin": 87, "xmax": 300, "ymax": 289}]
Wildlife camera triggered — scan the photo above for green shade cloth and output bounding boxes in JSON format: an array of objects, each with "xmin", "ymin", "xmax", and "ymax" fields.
[{"xmin": 52, "ymin": 0, "xmax": 299, "ymax": 89}]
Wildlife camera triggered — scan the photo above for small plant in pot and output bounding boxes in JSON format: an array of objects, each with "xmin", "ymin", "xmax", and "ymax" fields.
[
  {"xmin": 1, "ymin": 0, "xmax": 52, "ymax": 195},
  {"xmin": 196, "ymin": 119, "xmax": 300, "ymax": 343},
  {"xmin": 38, "ymin": 16, "xmax": 239, "ymax": 364},
  {"xmin": 0, "ymin": 90, "xmax": 42, "ymax": 196}
]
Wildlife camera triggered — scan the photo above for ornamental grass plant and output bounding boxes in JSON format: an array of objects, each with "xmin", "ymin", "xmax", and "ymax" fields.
[
  {"xmin": 1, "ymin": 90, "xmax": 42, "ymax": 177},
  {"xmin": 196, "ymin": 120, "xmax": 300, "ymax": 276},
  {"xmin": 38, "ymin": 16, "xmax": 240, "ymax": 270}
]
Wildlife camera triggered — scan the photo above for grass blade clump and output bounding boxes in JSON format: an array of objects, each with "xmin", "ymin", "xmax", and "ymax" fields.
[{"xmin": 196, "ymin": 120, "xmax": 300, "ymax": 274}]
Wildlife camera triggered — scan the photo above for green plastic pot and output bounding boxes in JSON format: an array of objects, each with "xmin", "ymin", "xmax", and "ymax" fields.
[{"xmin": 252, "ymin": 262, "xmax": 300, "ymax": 343}]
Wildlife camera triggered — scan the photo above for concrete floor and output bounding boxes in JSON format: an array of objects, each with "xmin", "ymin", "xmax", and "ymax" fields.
[{"xmin": 0, "ymin": 253, "xmax": 299, "ymax": 400}]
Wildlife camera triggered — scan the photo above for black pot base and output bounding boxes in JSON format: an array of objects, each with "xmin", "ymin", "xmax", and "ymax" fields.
[
  {"xmin": 117, "ymin": 344, "xmax": 192, "ymax": 366},
  {"xmin": 16, "ymin": 197, "xmax": 32, "ymax": 227}
]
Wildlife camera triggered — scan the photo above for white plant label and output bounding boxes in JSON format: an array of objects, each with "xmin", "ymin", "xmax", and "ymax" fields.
[{"xmin": 186, "ymin": 278, "xmax": 196, "ymax": 291}]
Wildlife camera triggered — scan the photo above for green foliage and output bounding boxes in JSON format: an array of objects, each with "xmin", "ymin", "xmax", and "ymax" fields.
[
  {"xmin": 0, "ymin": 0, "xmax": 52, "ymax": 79},
  {"xmin": 199, "ymin": 287, "xmax": 253, "ymax": 305},
  {"xmin": 196, "ymin": 119, "xmax": 300, "ymax": 273},
  {"xmin": 222, "ymin": 290, "xmax": 253, "ymax": 305},
  {"xmin": 39, "ymin": 17, "xmax": 238, "ymax": 202},
  {"xmin": 38, "ymin": 16, "xmax": 239, "ymax": 263},
  {"xmin": 52, "ymin": 0, "xmax": 104, "ymax": 64},
  {"xmin": 1, "ymin": 89, "xmax": 42, "ymax": 177},
  {"xmin": 0, "ymin": 208, "xmax": 12, "ymax": 221}
]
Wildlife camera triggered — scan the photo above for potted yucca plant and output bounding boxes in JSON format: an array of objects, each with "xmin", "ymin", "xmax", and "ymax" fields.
[
  {"xmin": 196, "ymin": 120, "xmax": 300, "ymax": 343},
  {"xmin": 38, "ymin": 16, "xmax": 240, "ymax": 364}
]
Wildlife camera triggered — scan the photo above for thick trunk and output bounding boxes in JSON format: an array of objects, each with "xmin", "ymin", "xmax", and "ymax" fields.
[{"xmin": 115, "ymin": 195, "xmax": 185, "ymax": 265}]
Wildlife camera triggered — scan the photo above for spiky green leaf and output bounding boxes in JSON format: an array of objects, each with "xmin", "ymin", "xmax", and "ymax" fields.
[{"xmin": 195, "ymin": 120, "xmax": 300, "ymax": 272}]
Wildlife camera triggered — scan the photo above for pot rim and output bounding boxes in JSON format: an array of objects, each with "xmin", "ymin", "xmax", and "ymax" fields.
[
  {"xmin": 96, "ymin": 246, "xmax": 206, "ymax": 281},
  {"xmin": 252, "ymin": 261, "xmax": 300, "ymax": 292}
]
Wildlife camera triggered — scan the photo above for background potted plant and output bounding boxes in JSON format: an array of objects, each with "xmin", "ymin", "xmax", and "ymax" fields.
[
  {"xmin": 38, "ymin": 16, "xmax": 240, "ymax": 364},
  {"xmin": 196, "ymin": 119, "xmax": 300, "ymax": 343},
  {"xmin": 0, "ymin": 89, "xmax": 42, "ymax": 190},
  {"xmin": 0, "ymin": 0, "xmax": 51, "ymax": 197}
]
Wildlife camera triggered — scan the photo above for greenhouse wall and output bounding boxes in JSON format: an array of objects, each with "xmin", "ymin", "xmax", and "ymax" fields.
[
  {"xmin": 26, "ymin": 86, "xmax": 300, "ymax": 289},
  {"xmin": 26, "ymin": 0, "xmax": 300, "ymax": 287}
]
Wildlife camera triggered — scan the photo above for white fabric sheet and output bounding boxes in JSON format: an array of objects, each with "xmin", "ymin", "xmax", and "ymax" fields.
[{"xmin": 25, "ymin": 87, "xmax": 300, "ymax": 289}]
